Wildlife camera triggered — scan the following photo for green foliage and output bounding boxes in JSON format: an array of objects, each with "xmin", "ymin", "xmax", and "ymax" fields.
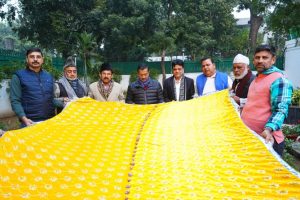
[
  {"xmin": 283, "ymin": 131, "xmax": 300, "ymax": 171},
  {"xmin": 12, "ymin": 0, "xmax": 241, "ymax": 62},
  {"xmin": 283, "ymin": 124, "xmax": 300, "ymax": 136},
  {"xmin": 267, "ymin": 2, "xmax": 300, "ymax": 37},
  {"xmin": 283, "ymin": 149, "xmax": 298, "ymax": 171},
  {"xmin": 0, "ymin": 62, "xmax": 24, "ymax": 82},
  {"xmin": 16, "ymin": 0, "xmax": 102, "ymax": 57},
  {"xmin": 237, "ymin": 0, "xmax": 278, "ymax": 52},
  {"xmin": 42, "ymin": 56, "xmax": 62, "ymax": 80},
  {"xmin": 291, "ymin": 88, "xmax": 300, "ymax": 106},
  {"xmin": 0, "ymin": 121, "xmax": 7, "ymax": 131},
  {"xmin": 129, "ymin": 70, "xmax": 137, "ymax": 83},
  {"xmin": 76, "ymin": 31, "xmax": 99, "ymax": 84},
  {"xmin": 112, "ymin": 69, "xmax": 122, "ymax": 83},
  {"xmin": 0, "ymin": 55, "xmax": 62, "ymax": 82}
]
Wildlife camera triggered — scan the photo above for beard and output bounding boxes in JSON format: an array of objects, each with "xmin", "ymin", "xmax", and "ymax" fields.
[
  {"xmin": 234, "ymin": 68, "xmax": 248, "ymax": 80},
  {"xmin": 66, "ymin": 76, "xmax": 77, "ymax": 81}
]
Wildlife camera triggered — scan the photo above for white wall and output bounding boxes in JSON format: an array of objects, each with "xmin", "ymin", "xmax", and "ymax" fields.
[
  {"xmin": 285, "ymin": 38, "xmax": 300, "ymax": 88},
  {"xmin": 0, "ymin": 80, "xmax": 15, "ymax": 118}
]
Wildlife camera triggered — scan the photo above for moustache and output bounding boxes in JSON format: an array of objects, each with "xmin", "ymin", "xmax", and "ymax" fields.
[
  {"xmin": 32, "ymin": 62, "xmax": 40, "ymax": 64},
  {"xmin": 256, "ymin": 64, "xmax": 267, "ymax": 70}
]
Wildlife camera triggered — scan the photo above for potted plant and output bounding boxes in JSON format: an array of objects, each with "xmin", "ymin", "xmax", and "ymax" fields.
[
  {"xmin": 283, "ymin": 124, "xmax": 300, "ymax": 140},
  {"xmin": 285, "ymin": 88, "xmax": 300, "ymax": 124},
  {"xmin": 283, "ymin": 125, "xmax": 300, "ymax": 170}
]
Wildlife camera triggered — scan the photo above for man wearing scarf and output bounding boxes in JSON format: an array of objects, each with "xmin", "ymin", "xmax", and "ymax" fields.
[
  {"xmin": 163, "ymin": 59, "xmax": 195, "ymax": 102},
  {"xmin": 54, "ymin": 56, "xmax": 88, "ymax": 113},
  {"xmin": 241, "ymin": 45, "xmax": 293, "ymax": 156},
  {"xmin": 126, "ymin": 63, "xmax": 163, "ymax": 104},
  {"xmin": 88, "ymin": 63, "xmax": 125, "ymax": 102},
  {"xmin": 230, "ymin": 54, "xmax": 255, "ymax": 108}
]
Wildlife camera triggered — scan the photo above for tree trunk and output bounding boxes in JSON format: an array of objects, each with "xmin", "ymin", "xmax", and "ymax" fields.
[
  {"xmin": 84, "ymin": 54, "xmax": 88, "ymax": 87},
  {"xmin": 249, "ymin": 13, "xmax": 263, "ymax": 53},
  {"xmin": 161, "ymin": 49, "xmax": 166, "ymax": 82}
]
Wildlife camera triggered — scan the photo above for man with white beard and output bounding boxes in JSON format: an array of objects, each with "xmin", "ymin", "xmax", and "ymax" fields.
[
  {"xmin": 54, "ymin": 56, "xmax": 88, "ymax": 114},
  {"xmin": 230, "ymin": 54, "xmax": 255, "ymax": 108}
]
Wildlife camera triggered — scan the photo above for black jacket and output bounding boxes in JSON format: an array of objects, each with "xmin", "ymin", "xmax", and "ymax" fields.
[
  {"xmin": 126, "ymin": 79, "xmax": 163, "ymax": 104},
  {"xmin": 163, "ymin": 76, "xmax": 195, "ymax": 102}
]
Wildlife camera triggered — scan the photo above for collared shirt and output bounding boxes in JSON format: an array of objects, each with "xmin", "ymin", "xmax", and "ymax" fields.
[
  {"xmin": 202, "ymin": 73, "xmax": 233, "ymax": 95},
  {"xmin": 263, "ymin": 66, "xmax": 293, "ymax": 131},
  {"xmin": 174, "ymin": 77, "xmax": 182, "ymax": 101}
]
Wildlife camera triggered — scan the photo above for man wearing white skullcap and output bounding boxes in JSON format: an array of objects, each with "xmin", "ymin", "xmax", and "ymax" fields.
[{"xmin": 230, "ymin": 54, "xmax": 255, "ymax": 107}]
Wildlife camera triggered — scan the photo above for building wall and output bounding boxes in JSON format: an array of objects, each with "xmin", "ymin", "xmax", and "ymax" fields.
[{"xmin": 285, "ymin": 38, "xmax": 300, "ymax": 88}]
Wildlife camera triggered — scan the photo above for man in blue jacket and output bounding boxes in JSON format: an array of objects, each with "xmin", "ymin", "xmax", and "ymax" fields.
[
  {"xmin": 10, "ymin": 48, "xmax": 55, "ymax": 127},
  {"xmin": 196, "ymin": 57, "xmax": 232, "ymax": 96},
  {"xmin": 126, "ymin": 63, "xmax": 163, "ymax": 104}
]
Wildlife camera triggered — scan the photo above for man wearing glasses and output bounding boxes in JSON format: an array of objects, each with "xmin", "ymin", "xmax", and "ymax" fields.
[{"xmin": 54, "ymin": 56, "xmax": 88, "ymax": 114}]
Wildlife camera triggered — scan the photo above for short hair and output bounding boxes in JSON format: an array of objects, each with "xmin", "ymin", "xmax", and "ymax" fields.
[
  {"xmin": 255, "ymin": 44, "xmax": 276, "ymax": 57},
  {"xmin": 200, "ymin": 57, "xmax": 214, "ymax": 64},
  {"xmin": 172, "ymin": 59, "xmax": 184, "ymax": 69},
  {"xmin": 137, "ymin": 63, "xmax": 149, "ymax": 72},
  {"xmin": 26, "ymin": 48, "xmax": 43, "ymax": 57},
  {"xmin": 100, "ymin": 62, "xmax": 113, "ymax": 73}
]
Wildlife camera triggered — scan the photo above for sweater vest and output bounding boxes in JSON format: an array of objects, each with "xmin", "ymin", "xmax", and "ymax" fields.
[
  {"xmin": 16, "ymin": 69, "xmax": 55, "ymax": 120},
  {"xmin": 241, "ymin": 72, "xmax": 284, "ymax": 143}
]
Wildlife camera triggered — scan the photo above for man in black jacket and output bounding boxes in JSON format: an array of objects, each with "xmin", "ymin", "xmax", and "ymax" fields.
[
  {"xmin": 163, "ymin": 59, "xmax": 195, "ymax": 102},
  {"xmin": 126, "ymin": 63, "xmax": 163, "ymax": 104}
]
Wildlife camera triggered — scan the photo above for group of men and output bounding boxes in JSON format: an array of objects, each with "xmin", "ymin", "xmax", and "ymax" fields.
[{"xmin": 9, "ymin": 45, "xmax": 293, "ymax": 156}]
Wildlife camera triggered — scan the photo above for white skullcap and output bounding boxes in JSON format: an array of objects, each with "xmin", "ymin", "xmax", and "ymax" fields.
[{"xmin": 233, "ymin": 54, "xmax": 249, "ymax": 65}]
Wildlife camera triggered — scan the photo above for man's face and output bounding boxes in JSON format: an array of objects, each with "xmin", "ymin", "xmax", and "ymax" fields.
[
  {"xmin": 201, "ymin": 59, "xmax": 216, "ymax": 77},
  {"xmin": 253, "ymin": 51, "xmax": 276, "ymax": 74},
  {"xmin": 173, "ymin": 64, "xmax": 184, "ymax": 79},
  {"xmin": 64, "ymin": 66, "xmax": 78, "ymax": 80},
  {"xmin": 100, "ymin": 70, "xmax": 113, "ymax": 84},
  {"xmin": 26, "ymin": 52, "xmax": 44, "ymax": 70},
  {"xmin": 233, "ymin": 63, "xmax": 247, "ymax": 78},
  {"xmin": 138, "ymin": 68, "xmax": 149, "ymax": 82}
]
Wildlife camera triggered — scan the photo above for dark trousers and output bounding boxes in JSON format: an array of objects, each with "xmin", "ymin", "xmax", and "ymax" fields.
[{"xmin": 273, "ymin": 139, "xmax": 285, "ymax": 157}]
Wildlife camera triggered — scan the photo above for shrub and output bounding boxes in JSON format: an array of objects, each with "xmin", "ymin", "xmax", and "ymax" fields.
[
  {"xmin": 0, "ymin": 56, "xmax": 60, "ymax": 82},
  {"xmin": 291, "ymin": 88, "xmax": 300, "ymax": 106}
]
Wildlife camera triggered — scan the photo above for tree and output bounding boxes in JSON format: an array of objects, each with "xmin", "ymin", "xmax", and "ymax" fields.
[
  {"xmin": 15, "ymin": 0, "xmax": 103, "ymax": 57},
  {"xmin": 268, "ymin": 1, "xmax": 300, "ymax": 37},
  {"xmin": 77, "ymin": 32, "xmax": 98, "ymax": 86},
  {"xmin": 0, "ymin": 0, "xmax": 16, "ymax": 25},
  {"xmin": 237, "ymin": 0, "xmax": 278, "ymax": 53},
  {"xmin": 101, "ymin": 0, "xmax": 160, "ymax": 61}
]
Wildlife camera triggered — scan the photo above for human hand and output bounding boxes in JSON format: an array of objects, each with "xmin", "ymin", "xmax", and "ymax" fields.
[
  {"xmin": 21, "ymin": 116, "xmax": 35, "ymax": 126},
  {"xmin": 63, "ymin": 97, "xmax": 70, "ymax": 106},
  {"xmin": 232, "ymin": 95, "xmax": 240, "ymax": 104},
  {"xmin": 261, "ymin": 129, "xmax": 274, "ymax": 145}
]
